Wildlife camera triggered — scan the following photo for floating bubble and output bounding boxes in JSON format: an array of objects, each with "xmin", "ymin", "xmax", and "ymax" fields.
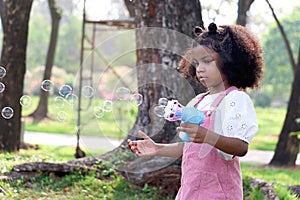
[
  {"xmin": 57, "ymin": 111, "xmax": 67, "ymax": 122},
  {"xmin": 20, "ymin": 95, "xmax": 32, "ymax": 107},
  {"xmin": 0, "ymin": 66, "xmax": 6, "ymax": 78},
  {"xmin": 1, "ymin": 107, "xmax": 14, "ymax": 119},
  {"xmin": 54, "ymin": 96, "xmax": 66, "ymax": 108},
  {"xmin": 94, "ymin": 106, "xmax": 104, "ymax": 118},
  {"xmin": 154, "ymin": 105, "xmax": 165, "ymax": 118},
  {"xmin": 115, "ymin": 87, "xmax": 131, "ymax": 100},
  {"xmin": 59, "ymin": 84, "xmax": 72, "ymax": 97},
  {"xmin": 65, "ymin": 93, "xmax": 78, "ymax": 105},
  {"xmin": 41, "ymin": 79, "xmax": 54, "ymax": 92},
  {"xmin": 82, "ymin": 86, "xmax": 94, "ymax": 98},
  {"xmin": 158, "ymin": 97, "xmax": 168, "ymax": 106},
  {"xmin": 0, "ymin": 82, "xmax": 5, "ymax": 93},
  {"xmin": 103, "ymin": 100, "xmax": 113, "ymax": 112},
  {"xmin": 130, "ymin": 93, "xmax": 143, "ymax": 106}
]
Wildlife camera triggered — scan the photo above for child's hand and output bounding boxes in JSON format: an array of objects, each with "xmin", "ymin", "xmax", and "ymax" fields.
[
  {"xmin": 127, "ymin": 130, "xmax": 157, "ymax": 157},
  {"xmin": 177, "ymin": 122, "xmax": 207, "ymax": 143}
]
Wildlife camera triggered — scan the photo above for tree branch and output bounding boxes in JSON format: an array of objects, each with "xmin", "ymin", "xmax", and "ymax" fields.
[{"xmin": 265, "ymin": 0, "xmax": 296, "ymax": 75}]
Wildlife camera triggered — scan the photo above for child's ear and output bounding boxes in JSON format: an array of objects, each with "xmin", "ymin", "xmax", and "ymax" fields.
[{"xmin": 193, "ymin": 26, "xmax": 204, "ymax": 37}]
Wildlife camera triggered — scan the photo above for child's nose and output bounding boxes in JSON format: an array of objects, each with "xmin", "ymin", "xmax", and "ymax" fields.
[{"xmin": 196, "ymin": 65, "xmax": 204, "ymax": 72}]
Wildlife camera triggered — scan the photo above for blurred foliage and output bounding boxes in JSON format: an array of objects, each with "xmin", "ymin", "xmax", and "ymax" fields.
[
  {"xmin": 259, "ymin": 6, "xmax": 300, "ymax": 105},
  {"xmin": 253, "ymin": 92, "xmax": 271, "ymax": 108},
  {"xmin": 26, "ymin": 0, "xmax": 82, "ymax": 73}
]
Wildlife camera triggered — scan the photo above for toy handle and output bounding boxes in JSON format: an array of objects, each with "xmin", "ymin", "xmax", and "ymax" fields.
[{"xmin": 179, "ymin": 107, "xmax": 205, "ymax": 142}]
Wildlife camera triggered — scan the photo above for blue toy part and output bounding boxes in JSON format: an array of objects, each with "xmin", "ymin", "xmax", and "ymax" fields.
[
  {"xmin": 179, "ymin": 107, "xmax": 205, "ymax": 142},
  {"xmin": 179, "ymin": 132, "xmax": 191, "ymax": 142},
  {"xmin": 181, "ymin": 107, "xmax": 205, "ymax": 124}
]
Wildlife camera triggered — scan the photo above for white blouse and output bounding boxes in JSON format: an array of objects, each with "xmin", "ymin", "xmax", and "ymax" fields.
[{"xmin": 186, "ymin": 90, "xmax": 258, "ymax": 159}]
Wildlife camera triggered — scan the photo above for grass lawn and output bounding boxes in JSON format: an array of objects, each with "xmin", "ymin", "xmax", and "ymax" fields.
[
  {"xmin": 250, "ymin": 107, "xmax": 287, "ymax": 151},
  {"xmin": 0, "ymin": 145, "xmax": 299, "ymax": 200}
]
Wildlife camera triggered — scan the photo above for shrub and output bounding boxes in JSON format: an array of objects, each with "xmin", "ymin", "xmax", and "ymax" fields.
[{"xmin": 254, "ymin": 92, "xmax": 271, "ymax": 108}]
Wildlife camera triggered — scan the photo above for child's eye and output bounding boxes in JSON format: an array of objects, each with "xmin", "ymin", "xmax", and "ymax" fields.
[{"xmin": 203, "ymin": 59, "xmax": 214, "ymax": 64}]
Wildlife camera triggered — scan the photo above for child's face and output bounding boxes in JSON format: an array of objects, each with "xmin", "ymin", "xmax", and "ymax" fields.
[{"xmin": 191, "ymin": 45, "xmax": 228, "ymax": 93}]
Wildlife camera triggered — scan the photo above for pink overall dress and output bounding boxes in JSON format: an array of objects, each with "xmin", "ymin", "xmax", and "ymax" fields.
[{"xmin": 176, "ymin": 86, "xmax": 243, "ymax": 200}]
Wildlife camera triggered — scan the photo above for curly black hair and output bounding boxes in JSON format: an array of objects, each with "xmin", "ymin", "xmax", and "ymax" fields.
[{"xmin": 178, "ymin": 22, "xmax": 264, "ymax": 89}]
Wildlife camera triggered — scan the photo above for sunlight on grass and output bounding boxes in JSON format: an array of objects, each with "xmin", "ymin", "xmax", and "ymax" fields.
[
  {"xmin": 23, "ymin": 96, "xmax": 138, "ymax": 139},
  {"xmin": 255, "ymin": 107, "xmax": 286, "ymax": 136},
  {"xmin": 0, "ymin": 145, "xmax": 107, "ymax": 174},
  {"xmin": 249, "ymin": 107, "xmax": 287, "ymax": 150},
  {"xmin": 241, "ymin": 163, "xmax": 300, "ymax": 185}
]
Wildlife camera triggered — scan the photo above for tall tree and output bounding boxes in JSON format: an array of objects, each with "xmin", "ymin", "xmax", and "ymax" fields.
[
  {"xmin": 0, "ymin": 0, "xmax": 33, "ymax": 152},
  {"xmin": 270, "ymin": 47, "xmax": 300, "ymax": 166},
  {"xmin": 28, "ymin": 0, "xmax": 61, "ymax": 122},
  {"xmin": 265, "ymin": 0, "xmax": 300, "ymax": 167}
]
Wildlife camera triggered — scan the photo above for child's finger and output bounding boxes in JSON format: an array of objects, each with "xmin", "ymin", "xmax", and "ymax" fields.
[
  {"xmin": 129, "ymin": 143, "xmax": 139, "ymax": 154},
  {"xmin": 127, "ymin": 139, "xmax": 134, "ymax": 147}
]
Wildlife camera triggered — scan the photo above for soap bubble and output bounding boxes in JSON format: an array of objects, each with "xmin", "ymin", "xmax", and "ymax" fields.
[
  {"xmin": 130, "ymin": 93, "xmax": 143, "ymax": 106},
  {"xmin": 94, "ymin": 106, "xmax": 104, "ymax": 118},
  {"xmin": 57, "ymin": 111, "xmax": 67, "ymax": 122},
  {"xmin": 103, "ymin": 100, "xmax": 113, "ymax": 112},
  {"xmin": 41, "ymin": 80, "xmax": 54, "ymax": 92},
  {"xmin": 54, "ymin": 96, "xmax": 66, "ymax": 108},
  {"xmin": 65, "ymin": 93, "xmax": 78, "ymax": 105},
  {"xmin": 20, "ymin": 95, "xmax": 32, "ymax": 107},
  {"xmin": 158, "ymin": 97, "xmax": 168, "ymax": 106},
  {"xmin": 154, "ymin": 105, "xmax": 165, "ymax": 118},
  {"xmin": 59, "ymin": 84, "xmax": 72, "ymax": 97},
  {"xmin": 1, "ymin": 107, "xmax": 14, "ymax": 119},
  {"xmin": 0, "ymin": 82, "xmax": 5, "ymax": 93},
  {"xmin": 0, "ymin": 66, "xmax": 6, "ymax": 78},
  {"xmin": 115, "ymin": 87, "xmax": 131, "ymax": 100},
  {"xmin": 82, "ymin": 86, "xmax": 94, "ymax": 98}
]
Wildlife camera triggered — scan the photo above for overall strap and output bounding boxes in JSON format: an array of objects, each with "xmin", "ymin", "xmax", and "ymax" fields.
[
  {"xmin": 211, "ymin": 86, "xmax": 238, "ymax": 107},
  {"xmin": 193, "ymin": 90, "xmax": 210, "ymax": 107},
  {"xmin": 194, "ymin": 86, "xmax": 238, "ymax": 108}
]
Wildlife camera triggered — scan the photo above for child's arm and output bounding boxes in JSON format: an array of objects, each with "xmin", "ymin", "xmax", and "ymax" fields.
[
  {"xmin": 177, "ymin": 123, "xmax": 248, "ymax": 156},
  {"xmin": 128, "ymin": 130, "xmax": 184, "ymax": 158}
]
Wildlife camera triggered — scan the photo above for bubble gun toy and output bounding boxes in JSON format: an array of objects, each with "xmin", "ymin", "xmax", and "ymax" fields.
[{"xmin": 163, "ymin": 100, "xmax": 205, "ymax": 142}]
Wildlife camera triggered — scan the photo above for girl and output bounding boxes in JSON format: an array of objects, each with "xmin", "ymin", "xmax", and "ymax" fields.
[{"xmin": 128, "ymin": 22, "xmax": 264, "ymax": 199}]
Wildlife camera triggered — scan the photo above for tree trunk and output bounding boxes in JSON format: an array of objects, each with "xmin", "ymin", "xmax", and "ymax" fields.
[
  {"xmin": 124, "ymin": 0, "xmax": 135, "ymax": 17},
  {"xmin": 0, "ymin": 0, "xmax": 33, "ymax": 152},
  {"xmin": 28, "ymin": 0, "xmax": 61, "ymax": 122},
  {"xmin": 237, "ymin": 0, "xmax": 255, "ymax": 26},
  {"xmin": 270, "ymin": 46, "xmax": 300, "ymax": 167},
  {"xmin": 0, "ymin": 0, "xmax": 5, "ymax": 31},
  {"xmin": 130, "ymin": 0, "xmax": 204, "ymax": 140}
]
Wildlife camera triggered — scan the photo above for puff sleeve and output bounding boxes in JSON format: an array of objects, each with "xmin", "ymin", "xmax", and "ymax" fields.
[{"xmin": 219, "ymin": 90, "xmax": 258, "ymax": 144}]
